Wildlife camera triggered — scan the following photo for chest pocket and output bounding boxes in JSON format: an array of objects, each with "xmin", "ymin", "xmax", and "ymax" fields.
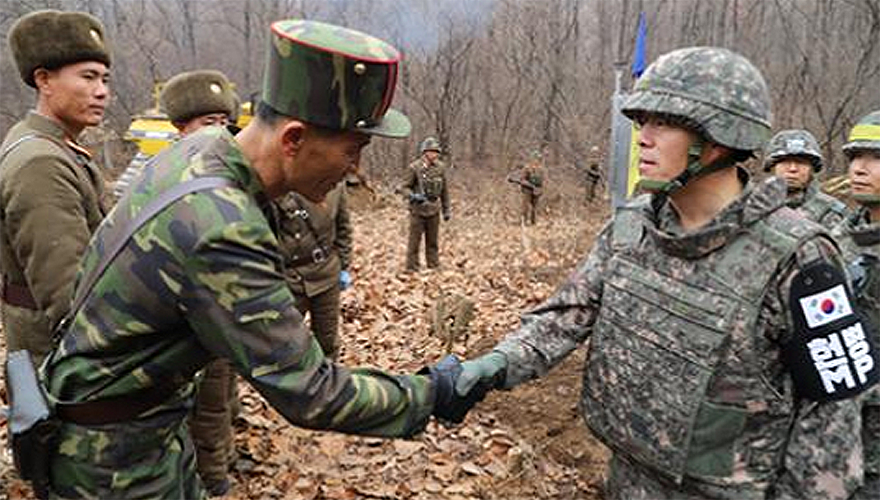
[
  {"xmin": 582, "ymin": 255, "xmax": 742, "ymax": 482},
  {"xmin": 421, "ymin": 170, "xmax": 443, "ymax": 198}
]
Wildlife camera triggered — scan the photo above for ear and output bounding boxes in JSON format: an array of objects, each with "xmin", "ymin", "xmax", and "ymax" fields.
[
  {"xmin": 701, "ymin": 142, "xmax": 732, "ymax": 165},
  {"xmin": 279, "ymin": 120, "xmax": 306, "ymax": 158},
  {"xmin": 33, "ymin": 68, "xmax": 52, "ymax": 93},
  {"xmin": 172, "ymin": 121, "xmax": 188, "ymax": 133}
]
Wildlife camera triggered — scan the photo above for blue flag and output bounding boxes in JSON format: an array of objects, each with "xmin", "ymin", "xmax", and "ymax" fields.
[{"xmin": 631, "ymin": 12, "xmax": 647, "ymax": 78}]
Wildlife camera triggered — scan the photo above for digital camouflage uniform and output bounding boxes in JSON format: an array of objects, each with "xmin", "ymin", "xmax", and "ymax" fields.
[
  {"xmin": 834, "ymin": 207, "xmax": 880, "ymax": 500},
  {"xmin": 274, "ymin": 183, "xmax": 353, "ymax": 358},
  {"xmin": 519, "ymin": 154, "xmax": 544, "ymax": 225},
  {"xmin": 834, "ymin": 110, "xmax": 880, "ymax": 499},
  {"xmin": 764, "ymin": 129, "xmax": 848, "ymax": 229},
  {"xmin": 467, "ymin": 47, "xmax": 873, "ymax": 500},
  {"xmin": 0, "ymin": 11, "xmax": 110, "ymax": 365},
  {"xmin": 42, "ymin": 20, "xmax": 436, "ymax": 499},
  {"xmin": 403, "ymin": 138, "xmax": 450, "ymax": 271},
  {"xmin": 496, "ymin": 175, "xmax": 863, "ymax": 500}
]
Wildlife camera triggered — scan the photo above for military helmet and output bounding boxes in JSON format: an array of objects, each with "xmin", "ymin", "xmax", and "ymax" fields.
[
  {"xmin": 262, "ymin": 19, "xmax": 410, "ymax": 138},
  {"xmin": 844, "ymin": 110, "xmax": 880, "ymax": 158},
  {"xmin": 8, "ymin": 10, "xmax": 112, "ymax": 88},
  {"xmin": 420, "ymin": 136, "xmax": 441, "ymax": 154},
  {"xmin": 762, "ymin": 129, "xmax": 823, "ymax": 172},
  {"xmin": 621, "ymin": 46, "xmax": 772, "ymax": 152},
  {"xmin": 160, "ymin": 70, "xmax": 236, "ymax": 124}
]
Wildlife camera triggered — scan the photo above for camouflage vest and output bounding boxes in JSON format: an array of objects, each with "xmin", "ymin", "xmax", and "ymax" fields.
[
  {"xmin": 416, "ymin": 159, "xmax": 445, "ymax": 199},
  {"xmin": 581, "ymin": 195, "xmax": 820, "ymax": 484},
  {"xmin": 791, "ymin": 183, "xmax": 848, "ymax": 229}
]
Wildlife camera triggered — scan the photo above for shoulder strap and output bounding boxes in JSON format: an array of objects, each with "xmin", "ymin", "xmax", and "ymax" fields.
[
  {"xmin": 0, "ymin": 133, "xmax": 62, "ymax": 165},
  {"xmin": 60, "ymin": 176, "xmax": 235, "ymax": 332}
]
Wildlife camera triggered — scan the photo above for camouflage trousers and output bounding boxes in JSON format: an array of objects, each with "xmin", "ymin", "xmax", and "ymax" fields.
[
  {"xmin": 520, "ymin": 191, "xmax": 539, "ymax": 225},
  {"xmin": 189, "ymin": 358, "xmax": 237, "ymax": 485},
  {"xmin": 406, "ymin": 213, "xmax": 440, "ymax": 271},
  {"xmin": 293, "ymin": 284, "xmax": 341, "ymax": 359},
  {"xmin": 855, "ymin": 399, "xmax": 880, "ymax": 499},
  {"xmin": 604, "ymin": 454, "xmax": 767, "ymax": 500},
  {"xmin": 50, "ymin": 414, "xmax": 205, "ymax": 499}
]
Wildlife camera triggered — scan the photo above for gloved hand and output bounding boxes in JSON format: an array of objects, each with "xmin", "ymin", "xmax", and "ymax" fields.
[
  {"xmin": 442, "ymin": 211, "xmax": 451, "ymax": 222},
  {"xmin": 339, "ymin": 270, "xmax": 353, "ymax": 291},
  {"xmin": 420, "ymin": 354, "xmax": 491, "ymax": 424},
  {"xmin": 409, "ymin": 192, "xmax": 427, "ymax": 204},
  {"xmin": 455, "ymin": 351, "xmax": 507, "ymax": 396}
]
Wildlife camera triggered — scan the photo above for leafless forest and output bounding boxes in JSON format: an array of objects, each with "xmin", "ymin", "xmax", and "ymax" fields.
[{"xmin": 2, "ymin": 0, "xmax": 880, "ymax": 180}]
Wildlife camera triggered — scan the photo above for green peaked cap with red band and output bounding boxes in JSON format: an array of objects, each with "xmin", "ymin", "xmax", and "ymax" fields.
[{"xmin": 262, "ymin": 19, "xmax": 411, "ymax": 138}]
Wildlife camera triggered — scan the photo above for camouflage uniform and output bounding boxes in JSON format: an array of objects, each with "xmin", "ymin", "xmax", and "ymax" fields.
[
  {"xmin": 834, "ymin": 208, "xmax": 880, "ymax": 500},
  {"xmin": 403, "ymin": 138, "xmax": 450, "ymax": 271},
  {"xmin": 834, "ymin": 110, "xmax": 880, "ymax": 499},
  {"xmin": 519, "ymin": 153, "xmax": 544, "ymax": 225},
  {"xmin": 0, "ymin": 11, "xmax": 110, "ymax": 364},
  {"xmin": 764, "ymin": 129, "xmax": 848, "ymax": 229},
  {"xmin": 465, "ymin": 47, "xmax": 872, "ymax": 500},
  {"xmin": 153, "ymin": 69, "xmax": 238, "ymax": 495},
  {"xmin": 274, "ymin": 183, "xmax": 353, "ymax": 358},
  {"xmin": 42, "ymin": 20, "xmax": 441, "ymax": 499}
]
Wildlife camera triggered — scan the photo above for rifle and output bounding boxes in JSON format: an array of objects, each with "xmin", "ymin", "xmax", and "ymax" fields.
[{"xmin": 506, "ymin": 174, "xmax": 537, "ymax": 191}]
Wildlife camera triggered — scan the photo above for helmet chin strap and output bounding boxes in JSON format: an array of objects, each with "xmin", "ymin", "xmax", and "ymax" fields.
[
  {"xmin": 637, "ymin": 137, "xmax": 740, "ymax": 200},
  {"xmin": 853, "ymin": 193, "xmax": 880, "ymax": 206}
]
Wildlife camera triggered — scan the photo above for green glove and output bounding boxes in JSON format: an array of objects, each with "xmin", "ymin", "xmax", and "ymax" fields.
[{"xmin": 455, "ymin": 351, "xmax": 507, "ymax": 396}]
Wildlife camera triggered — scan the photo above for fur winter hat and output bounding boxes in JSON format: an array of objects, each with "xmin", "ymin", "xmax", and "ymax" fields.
[
  {"xmin": 160, "ymin": 70, "xmax": 236, "ymax": 123},
  {"xmin": 9, "ymin": 10, "xmax": 111, "ymax": 88}
]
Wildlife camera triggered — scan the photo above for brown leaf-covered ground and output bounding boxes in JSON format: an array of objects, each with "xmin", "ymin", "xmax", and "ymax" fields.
[{"xmin": 1, "ymin": 169, "xmax": 612, "ymax": 500}]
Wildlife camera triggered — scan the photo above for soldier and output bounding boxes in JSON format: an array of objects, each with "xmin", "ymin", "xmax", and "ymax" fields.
[
  {"xmin": 832, "ymin": 110, "xmax": 880, "ymax": 500},
  {"xmin": 449, "ymin": 47, "xmax": 877, "ymax": 500},
  {"xmin": 585, "ymin": 145, "xmax": 603, "ymax": 202},
  {"xmin": 274, "ymin": 181, "xmax": 353, "ymax": 359},
  {"xmin": 0, "ymin": 10, "xmax": 110, "ymax": 364},
  {"xmin": 518, "ymin": 149, "xmax": 544, "ymax": 225},
  {"xmin": 153, "ymin": 69, "xmax": 239, "ymax": 496},
  {"xmin": 402, "ymin": 136, "xmax": 450, "ymax": 271},
  {"xmin": 41, "ymin": 20, "xmax": 481, "ymax": 498},
  {"xmin": 764, "ymin": 129, "xmax": 849, "ymax": 228}
]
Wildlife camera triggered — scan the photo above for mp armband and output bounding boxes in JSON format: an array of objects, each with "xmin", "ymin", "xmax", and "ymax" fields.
[{"xmin": 783, "ymin": 261, "xmax": 880, "ymax": 401}]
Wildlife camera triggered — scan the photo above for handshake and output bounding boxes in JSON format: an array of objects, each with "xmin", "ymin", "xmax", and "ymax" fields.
[{"xmin": 420, "ymin": 352, "xmax": 508, "ymax": 424}]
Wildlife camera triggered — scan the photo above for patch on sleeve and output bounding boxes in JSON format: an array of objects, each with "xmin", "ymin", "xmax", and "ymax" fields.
[
  {"xmin": 784, "ymin": 261, "xmax": 879, "ymax": 401},
  {"xmin": 799, "ymin": 284, "xmax": 853, "ymax": 328}
]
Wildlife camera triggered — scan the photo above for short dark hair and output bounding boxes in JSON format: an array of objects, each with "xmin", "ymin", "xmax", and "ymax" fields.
[{"xmin": 255, "ymin": 100, "xmax": 342, "ymax": 139}]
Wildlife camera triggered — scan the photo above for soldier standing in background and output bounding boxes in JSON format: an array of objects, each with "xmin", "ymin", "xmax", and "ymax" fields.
[
  {"xmin": 402, "ymin": 136, "xmax": 450, "ymax": 271},
  {"xmin": 585, "ymin": 145, "xmax": 602, "ymax": 202},
  {"xmin": 41, "ymin": 19, "xmax": 479, "ymax": 499},
  {"xmin": 764, "ymin": 129, "xmax": 849, "ymax": 229},
  {"xmin": 449, "ymin": 47, "xmax": 877, "ymax": 500},
  {"xmin": 832, "ymin": 110, "xmax": 880, "ymax": 500},
  {"xmin": 519, "ymin": 149, "xmax": 544, "ymax": 225},
  {"xmin": 0, "ymin": 10, "xmax": 110, "ymax": 364},
  {"xmin": 274, "ymin": 182, "xmax": 353, "ymax": 359},
  {"xmin": 155, "ymin": 69, "xmax": 239, "ymax": 496}
]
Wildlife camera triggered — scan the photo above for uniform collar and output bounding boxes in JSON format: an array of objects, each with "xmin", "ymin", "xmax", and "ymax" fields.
[
  {"xmin": 191, "ymin": 127, "xmax": 269, "ymax": 204},
  {"xmin": 24, "ymin": 111, "xmax": 92, "ymax": 159},
  {"xmin": 844, "ymin": 207, "xmax": 880, "ymax": 247},
  {"xmin": 647, "ymin": 174, "xmax": 786, "ymax": 259}
]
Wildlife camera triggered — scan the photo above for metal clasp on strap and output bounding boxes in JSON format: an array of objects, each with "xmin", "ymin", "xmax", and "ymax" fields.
[{"xmin": 312, "ymin": 247, "xmax": 327, "ymax": 263}]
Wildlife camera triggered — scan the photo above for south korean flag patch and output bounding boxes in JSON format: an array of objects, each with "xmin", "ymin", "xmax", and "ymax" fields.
[{"xmin": 785, "ymin": 261, "xmax": 880, "ymax": 401}]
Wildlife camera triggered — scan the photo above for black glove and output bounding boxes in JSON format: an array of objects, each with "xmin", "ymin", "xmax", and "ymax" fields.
[
  {"xmin": 420, "ymin": 354, "xmax": 490, "ymax": 424},
  {"xmin": 409, "ymin": 193, "xmax": 427, "ymax": 204}
]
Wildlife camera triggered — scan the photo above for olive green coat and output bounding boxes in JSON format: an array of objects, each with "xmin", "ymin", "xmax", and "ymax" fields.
[
  {"xmin": 275, "ymin": 183, "xmax": 353, "ymax": 298},
  {"xmin": 0, "ymin": 112, "xmax": 106, "ymax": 361}
]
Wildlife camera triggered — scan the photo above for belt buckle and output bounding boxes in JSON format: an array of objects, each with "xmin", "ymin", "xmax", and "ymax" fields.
[{"xmin": 312, "ymin": 247, "xmax": 327, "ymax": 263}]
